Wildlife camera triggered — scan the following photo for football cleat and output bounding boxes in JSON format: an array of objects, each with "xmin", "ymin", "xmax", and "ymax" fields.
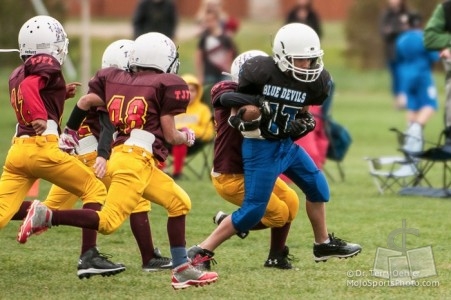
[
  {"xmin": 77, "ymin": 247, "xmax": 126, "ymax": 279},
  {"xmin": 213, "ymin": 211, "xmax": 249, "ymax": 239},
  {"xmin": 142, "ymin": 248, "xmax": 173, "ymax": 272},
  {"xmin": 264, "ymin": 246, "xmax": 296, "ymax": 270},
  {"xmin": 187, "ymin": 245, "xmax": 216, "ymax": 271},
  {"xmin": 17, "ymin": 200, "xmax": 52, "ymax": 244},
  {"xmin": 313, "ymin": 233, "xmax": 362, "ymax": 262},
  {"xmin": 171, "ymin": 261, "xmax": 218, "ymax": 290}
]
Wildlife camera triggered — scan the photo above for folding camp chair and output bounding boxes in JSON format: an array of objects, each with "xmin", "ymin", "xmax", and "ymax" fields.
[
  {"xmin": 390, "ymin": 127, "xmax": 451, "ymax": 197},
  {"xmin": 165, "ymin": 139, "xmax": 214, "ymax": 180},
  {"xmin": 181, "ymin": 138, "xmax": 214, "ymax": 180},
  {"xmin": 364, "ymin": 156, "xmax": 419, "ymax": 195}
]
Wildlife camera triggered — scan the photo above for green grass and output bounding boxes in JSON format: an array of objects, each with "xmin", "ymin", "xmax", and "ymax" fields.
[{"xmin": 0, "ymin": 20, "xmax": 450, "ymax": 300}]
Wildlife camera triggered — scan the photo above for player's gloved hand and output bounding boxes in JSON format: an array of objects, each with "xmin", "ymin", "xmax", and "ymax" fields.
[
  {"xmin": 58, "ymin": 127, "xmax": 79, "ymax": 153},
  {"xmin": 289, "ymin": 112, "xmax": 316, "ymax": 140},
  {"xmin": 289, "ymin": 119, "xmax": 308, "ymax": 137},
  {"xmin": 181, "ymin": 127, "xmax": 195, "ymax": 147},
  {"xmin": 228, "ymin": 107, "xmax": 261, "ymax": 131},
  {"xmin": 299, "ymin": 111, "xmax": 316, "ymax": 132}
]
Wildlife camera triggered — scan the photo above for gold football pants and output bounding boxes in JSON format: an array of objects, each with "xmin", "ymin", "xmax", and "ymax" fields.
[
  {"xmin": 45, "ymin": 150, "xmax": 151, "ymax": 213},
  {"xmin": 0, "ymin": 136, "xmax": 106, "ymax": 228},
  {"xmin": 97, "ymin": 145, "xmax": 191, "ymax": 234},
  {"xmin": 211, "ymin": 174, "xmax": 299, "ymax": 228}
]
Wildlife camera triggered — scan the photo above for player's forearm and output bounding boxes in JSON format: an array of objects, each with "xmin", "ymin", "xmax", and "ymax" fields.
[
  {"xmin": 219, "ymin": 92, "xmax": 258, "ymax": 108},
  {"xmin": 97, "ymin": 111, "xmax": 114, "ymax": 160},
  {"xmin": 66, "ymin": 93, "xmax": 104, "ymax": 130}
]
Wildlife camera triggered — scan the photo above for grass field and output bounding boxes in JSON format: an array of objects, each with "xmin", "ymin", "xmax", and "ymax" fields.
[{"xmin": 0, "ymin": 20, "xmax": 450, "ymax": 300}]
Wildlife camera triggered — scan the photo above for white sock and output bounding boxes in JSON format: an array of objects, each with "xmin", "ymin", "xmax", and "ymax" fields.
[{"xmin": 315, "ymin": 237, "xmax": 330, "ymax": 245}]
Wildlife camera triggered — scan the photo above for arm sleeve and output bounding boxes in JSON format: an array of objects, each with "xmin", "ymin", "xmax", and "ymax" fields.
[
  {"xmin": 211, "ymin": 80, "xmax": 238, "ymax": 107},
  {"xmin": 97, "ymin": 110, "xmax": 114, "ymax": 160},
  {"xmin": 219, "ymin": 92, "xmax": 259, "ymax": 108},
  {"xmin": 20, "ymin": 75, "xmax": 47, "ymax": 122}
]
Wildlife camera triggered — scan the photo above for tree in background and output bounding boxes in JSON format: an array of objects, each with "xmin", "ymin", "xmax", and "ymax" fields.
[
  {"xmin": 344, "ymin": 0, "xmax": 438, "ymax": 69},
  {"xmin": 0, "ymin": 0, "xmax": 66, "ymax": 68}
]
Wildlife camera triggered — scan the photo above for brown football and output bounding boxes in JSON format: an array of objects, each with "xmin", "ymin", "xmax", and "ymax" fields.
[{"xmin": 239, "ymin": 105, "xmax": 261, "ymax": 121}]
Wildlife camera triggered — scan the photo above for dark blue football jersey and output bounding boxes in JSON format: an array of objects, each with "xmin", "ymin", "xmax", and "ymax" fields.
[{"xmin": 238, "ymin": 56, "xmax": 331, "ymax": 140}]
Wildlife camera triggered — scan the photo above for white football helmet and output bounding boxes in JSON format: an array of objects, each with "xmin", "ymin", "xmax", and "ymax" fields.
[
  {"xmin": 101, "ymin": 39, "xmax": 134, "ymax": 70},
  {"xmin": 129, "ymin": 32, "xmax": 179, "ymax": 74},
  {"xmin": 272, "ymin": 23, "xmax": 324, "ymax": 82},
  {"xmin": 230, "ymin": 50, "xmax": 268, "ymax": 83},
  {"xmin": 18, "ymin": 15, "xmax": 69, "ymax": 65}
]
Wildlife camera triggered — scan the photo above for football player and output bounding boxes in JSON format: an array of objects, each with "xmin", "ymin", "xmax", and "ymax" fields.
[
  {"xmin": 189, "ymin": 23, "xmax": 362, "ymax": 267},
  {"xmin": 0, "ymin": 15, "xmax": 124, "ymax": 277},
  {"xmin": 18, "ymin": 32, "xmax": 218, "ymax": 290},
  {"xmin": 13, "ymin": 39, "xmax": 172, "ymax": 277},
  {"xmin": 188, "ymin": 50, "xmax": 300, "ymax": 270}
]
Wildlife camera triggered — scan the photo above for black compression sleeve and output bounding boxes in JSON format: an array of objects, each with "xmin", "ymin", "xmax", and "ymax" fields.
[
  {"xmin": 97, "ymin": 111, "xmax": 114, "ymax": 160},
  {"xmin": 66, "ymin": 104, "xmax": 89, "ymax": 130},
  {"xmin": 219, "ymin": 92, "xmax": 260, "ymax": 108}
]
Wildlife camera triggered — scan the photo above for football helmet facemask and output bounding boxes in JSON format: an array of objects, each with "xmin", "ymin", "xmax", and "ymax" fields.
[
  {"xmin": 129, "ymin": 32, "xmax": 180, "ymax": 74},
  {"xmin": 230, "ymin": 50, "xmax": 268, "ymax": 83},
  {"xmin": 272, "ymin": 23, "xmax": 324, "ymax": 82},
  {"xmin": 18, "ymin": 15, "xmax": 69, "ymax": 65},
  {"xmin": 101, "ymin": 39, "xmax": 134, "ymax": 70}
]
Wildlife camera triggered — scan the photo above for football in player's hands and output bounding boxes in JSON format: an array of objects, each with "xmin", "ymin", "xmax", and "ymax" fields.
[{"xmin": 233, "ymin": 105, "xmax": 261, "ymax": 121}]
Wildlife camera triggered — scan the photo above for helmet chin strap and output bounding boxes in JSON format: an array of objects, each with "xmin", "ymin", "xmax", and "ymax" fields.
[{"xmin": 167, "ymin": 51, "xmax": 180, "ymax": 74}]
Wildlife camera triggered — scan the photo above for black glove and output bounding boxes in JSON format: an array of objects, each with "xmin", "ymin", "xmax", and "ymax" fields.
[
  {"xmin": 289, "ymin": 111, "xmax": 316, "ymax": 140},
  {"xmin": 300, "ymin": 111, "xmax": 316, "ymax": 132},
  {"xmin": 228, "ymin": 107, "xmax": 261, "ymax": 131}
]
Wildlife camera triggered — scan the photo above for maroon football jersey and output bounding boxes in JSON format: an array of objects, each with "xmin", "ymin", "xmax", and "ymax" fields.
[
  {"xmin": 9, "ymin": 54, "xmax": 66, "ymax": 136},
  {"xmin": 211, "ymin": 81, "xmax": 244, "ymax": 174},
  {"xmin": 78, "ymin": 108, "xmax": 101, "ymax": 139},
  {"xmin": 88, "ymin": 68, "xmax": 190, "ymax": 161}
]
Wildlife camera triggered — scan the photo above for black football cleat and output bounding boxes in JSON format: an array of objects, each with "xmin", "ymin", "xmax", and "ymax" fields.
[
  {"xmin": 313, "ymin": 233, "xmax": 362, "ymax": 262},
  {"xmin": 77, "ymin": 247, "xmax": 126, "ymax": 279},
  {"xmin": 264, "ymin": 246, "xmax": 296, "ymax": 270}
]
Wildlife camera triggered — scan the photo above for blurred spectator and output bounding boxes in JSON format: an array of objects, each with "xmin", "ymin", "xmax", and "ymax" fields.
[
  {"xmin": 398, "ymin": 13, "xmax": 440, "ymax": 153},
  {"xmin": 195, "ymin": 8, "xmax": 238, "ymax": 90},
  {"xmin": 195, "ymin": 0, "xmax": 239, "ymax": 33},
  {"xmin": 285, "ymin": 0, "xmax": 322, "ymax": 38},
  {"xmin": 379, "ymin": 0, "xmax": 412, "ymax": 109},
  {"xmin": 224, "ymin": 16, "xmax": 240, "ymax": 38},
  {"xmin": 170, "ymin": 74, "xmax": 214, "ymax": 179},
  {"xmin": 424, "ymin": 1, "xmax": 451, "ymax": 152},
  {"xmin": 132, "ymin": 0, "xmax": 178, "ymax": 39}
]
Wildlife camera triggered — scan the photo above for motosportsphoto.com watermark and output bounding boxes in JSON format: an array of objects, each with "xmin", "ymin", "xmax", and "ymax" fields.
[{"xmin": 345, "ymin": 220, "xmax": 440, "ymax": 288}]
